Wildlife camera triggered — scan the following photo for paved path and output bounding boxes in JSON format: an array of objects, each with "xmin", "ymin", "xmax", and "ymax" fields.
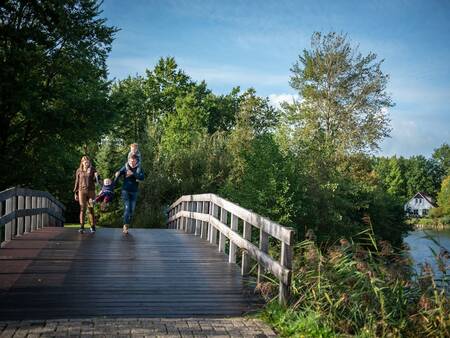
[
  {"xmin": 0, "ymin": 227, "xmax": 263, "ymax": 320},
  {"xmin": 0, "ymin": 317, "xmax": 277, "ymax": 337}
]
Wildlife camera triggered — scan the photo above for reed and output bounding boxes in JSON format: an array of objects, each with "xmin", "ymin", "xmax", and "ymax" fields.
[{"xmin": 259, "ymin": 226, "xmax": 449, "ymax": 337}]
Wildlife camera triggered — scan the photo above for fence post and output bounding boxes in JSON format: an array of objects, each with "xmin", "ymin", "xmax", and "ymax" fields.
[
  {"xmin": 241, "ymin": 221, "xmax": 252, "ymax": 275},
  {"xmin": 201, "ymin": 201, "xmax": 208, "ymax": 239},
  {"xmin": 31, "ymin": 196, "xmax": 37, "ymax": 230},
  {"xmin": 195, "ymin": 202, "xmax": 202, "ymax": 236},
  {"xmin": 43, "ymin": 197, "xmax": 49, "ymax": 227},
  {"xmin": 229, "ymin": 214, "xmax": 238, "ymax": 263},
  {"xmin": 218, "ymin": 208, "xmax": 227, "ymax": 253},
  {"xmin": 181, "ymin": 201, "xmax": 186, "ymax": 232},
  {"xmin": 5, "ymin": 197, "xmax": 13, "ymax": 242},
  {"xmin": 279, "ymin": 241, "xmax": 293, "ymax": 305},
  {"xmin": 210, "ymin": 204, "xmax": 218, "ymax": 245},
  {"xmin": 258, "ymin": 230, "xmax": 269, "ymax": 284},
  {"xmin": 17, "ymin": 195, "xmax": 25, "ymax": 236},
  {"xmin": 12, "ymin": 195, "xmax": 17, "ymax": 236}
]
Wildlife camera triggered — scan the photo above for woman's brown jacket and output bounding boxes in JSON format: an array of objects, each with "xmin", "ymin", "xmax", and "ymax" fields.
[{"xmin": 74, "ymin": 167, "xmax": 97, "ymax": 193}]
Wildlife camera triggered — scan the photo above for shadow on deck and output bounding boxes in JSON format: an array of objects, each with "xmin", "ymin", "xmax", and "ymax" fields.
[{"xmin": 0, "ymin": 227, "xmax": 263, "ymax": 320}]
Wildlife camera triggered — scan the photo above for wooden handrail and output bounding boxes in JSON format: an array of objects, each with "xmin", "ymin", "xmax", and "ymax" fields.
[
  {"xmin": 167, "ymin": 194, "xmax": 295, "ymax": 305},
  {"xmin": 0, "ymin": 186, "xmax": 65, "ymax": 246}
]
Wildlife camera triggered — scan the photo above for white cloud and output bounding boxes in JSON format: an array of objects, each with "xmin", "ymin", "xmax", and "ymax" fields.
[
  {"xmin": 379, "ymin": 114, "xmax": 450, "ymax": 157},
  {"xmin": 268, "ymin": 93, "xmax": 299, "ymax": 109}
]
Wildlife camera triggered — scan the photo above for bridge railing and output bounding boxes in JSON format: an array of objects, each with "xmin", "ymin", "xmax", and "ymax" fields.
[
  {"xmin": 167, "ymin": 193, "xmax": 295, "ymax": 305},
  {"xmin": 0, "ymin": 186, "xmax": 65, "ymax": 246}
]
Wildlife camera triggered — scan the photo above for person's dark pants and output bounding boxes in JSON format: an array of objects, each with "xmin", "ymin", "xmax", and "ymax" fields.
[{"xmin": 121, "ymin": 190, "xmax": 138, "ymax": 225}]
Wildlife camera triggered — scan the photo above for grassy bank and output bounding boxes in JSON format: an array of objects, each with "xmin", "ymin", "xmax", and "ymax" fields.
[
  {"xmin": 258, "ymin": 228, "xmax": 449, "ymax": 337},
  {"xmin": 409, "ymin": 217, "xmax": 450, "ymax": 230}
]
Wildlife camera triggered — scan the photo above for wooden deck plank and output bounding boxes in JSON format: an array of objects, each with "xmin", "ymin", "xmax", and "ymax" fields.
[{"xmin": 0, "ymin": 228, "xmax": 262, "ymax": 320}]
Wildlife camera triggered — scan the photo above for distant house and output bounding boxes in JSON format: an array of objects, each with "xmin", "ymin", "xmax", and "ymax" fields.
[{"xmin": 404, "ymin": 192, "xmax": 436, "ymax": 217}]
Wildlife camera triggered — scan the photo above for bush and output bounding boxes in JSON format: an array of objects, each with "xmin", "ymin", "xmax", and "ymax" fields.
[{"xmin": 430, "ymin": 207, "xmax": 444, "ymax": 219}]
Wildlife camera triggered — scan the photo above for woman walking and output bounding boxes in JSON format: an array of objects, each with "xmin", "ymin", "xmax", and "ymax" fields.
[
  {"xmin": 115, "ymin": 154, "xmax": 144, "ymax": 234},
  {"xmin": 73, "ymin": 155, "xmax": 98, "ymax": 233}
]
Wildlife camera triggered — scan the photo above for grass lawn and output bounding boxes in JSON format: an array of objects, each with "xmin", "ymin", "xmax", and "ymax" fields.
[{"xmin": 64, "ymin": 223, "xmax": 102, "ymax": 228}]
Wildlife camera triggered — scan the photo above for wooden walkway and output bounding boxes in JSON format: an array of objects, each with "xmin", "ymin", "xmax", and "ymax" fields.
[{"xmin": 0, "ymin": 227, "xmax": 262, "ymax": 320}]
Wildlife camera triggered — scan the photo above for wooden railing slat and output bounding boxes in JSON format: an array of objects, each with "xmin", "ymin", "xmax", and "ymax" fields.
[
  {"xmin": 1, "ymin": 187, "xmax": 65, "ymax": 246},
  {"xmin": 168, "ymin": 194, "xmax": 294, "ymax": 304}
]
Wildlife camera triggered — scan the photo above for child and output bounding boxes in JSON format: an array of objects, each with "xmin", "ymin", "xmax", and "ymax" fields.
[
  {"xmin": 127, "ymin": 143, "xmax": 142, "ymax": 168},
  {"xmin": 95, "ymin": 178, "xmax": 115, "ymax": 211}
]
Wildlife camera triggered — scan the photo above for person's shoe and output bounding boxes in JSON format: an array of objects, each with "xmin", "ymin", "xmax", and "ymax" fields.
[
  {"xmin": 122, "ymin": 224, "xmax": 129, "ymax": 234},
  {"xmin": 78, "ymin": 228, "xmax": 85, "ymax": 234},
  {"xmin": 100, "ymin": 201, "xmax": 107, "ymax": 211},
  {"xmin": 90, "ymin": 227, "xmax": 96, "ymax": 233}
]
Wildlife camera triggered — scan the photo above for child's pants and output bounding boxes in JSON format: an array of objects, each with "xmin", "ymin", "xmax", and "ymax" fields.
[{"xmin": 95, "ymin": 193, "xmax": 112, "ymax": 203}]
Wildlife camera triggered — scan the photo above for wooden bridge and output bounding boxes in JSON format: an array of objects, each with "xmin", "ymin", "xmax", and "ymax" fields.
[{"xmin": 0, "ymin": 187, "xmax": 294, "ymax": 321}]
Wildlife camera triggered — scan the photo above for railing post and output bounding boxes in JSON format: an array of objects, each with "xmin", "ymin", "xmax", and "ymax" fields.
[
  {"xmin": 25, "ymin": 196, "xmax": 31, "ymax": 232},
  {"xmin": 17, "ymin": 194, "xmax": 25, "ymax": 236},
  {"xmin": 37, "ymin": 196, "xmax": 42, "ymax": 229},
  {"xmin": 241, "ymin": 221, "xmax": 251, "ymax": 275},
  {"xmin": 218, "ymin": 208, "xmax": 227, "ymax": 253},
  {"xmin": 189, "ymin": 201, "xmax": 195, "ymax": 233},
  {"xmin": 195, "ymin": 202, "xmax": 202, "ymax": 236},
  {"xmin": 201, "ymin": 201, "xmax": 208, "ymax": 239},
  {"xmin": 210, "ymin": 204, "xmax": 218, "ymax": 245},
  {"xmin": 258, "ymin": 230, "xmax": 269, "ymax": 284},
  {"xmin": 31, "ymin": 196, "xmax": 37, "ymax": 230},
  {"xmin": 229, "ymin": 214, "xmax": 238, "ymax": 263},
  {"xmin": 207, "ymin": 202, "xmax": 213, "ymax": 241},
  {"xmin": 5, "ymin": 197, "xmax": 13, "ymax": 242},
  {"xmin": 181, "ymin": 201, "xmax": 186, "ymax": 232},
  {"xmin": 43, "ymin": 197, "xmax": 49, "ymax": 227},
  {"xmin": 12, "ymin": 195, "xmax": 17, "ymax": 236},
  {"xmin": 279, "ymin": 241, "xmax": 293, "ymax": 305}
]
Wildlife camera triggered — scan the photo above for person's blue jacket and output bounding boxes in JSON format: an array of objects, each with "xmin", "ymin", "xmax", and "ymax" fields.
[{"xmin": 115, "ymin": 164, "xmax": 144, "ymax": 192}]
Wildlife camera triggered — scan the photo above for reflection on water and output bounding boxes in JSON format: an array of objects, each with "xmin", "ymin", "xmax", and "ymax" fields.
[{"xmin": 403, "ymin": 228, "xmax": 450, "ymax": 278}]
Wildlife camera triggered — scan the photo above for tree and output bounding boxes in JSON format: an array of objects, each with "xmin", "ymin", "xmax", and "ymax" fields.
[
  {"xmin": 279, "ymin": 32, "xmax": 408, "ymax": 243},
  {"xmin": 404, "ymin": 156, "xmax": 440, "ymax": 198},
  {"xmin": 437, "ymin": 175, "xmax": 450, "ymax": 216},
  {"xmin": 432, "ymin": 143, "xmax": 450, "ymax": 176},
  {"xmin": 0, "ymin": 0, "xmax": 117, "ymax": 196},
  {"xmin": 288, "ymin": 32, "xmax": 393, "ymax": 157}
]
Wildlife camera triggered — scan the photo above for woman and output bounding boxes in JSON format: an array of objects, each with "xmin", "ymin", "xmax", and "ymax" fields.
[
  {"xmin": 114, "ymin": 154, "xmax": 144, "ymax": 234},
  {"xmin": 73, "ymin": 155, "xmax": 98, "ymax": 233}
]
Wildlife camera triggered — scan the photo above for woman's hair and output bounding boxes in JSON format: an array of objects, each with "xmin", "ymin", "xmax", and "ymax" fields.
[{"xmin": 79, "ymin": 155, "xmax": 91, "ymax": 171}]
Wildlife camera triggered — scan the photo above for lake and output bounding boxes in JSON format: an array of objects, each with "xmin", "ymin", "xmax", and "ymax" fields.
[{"xmin": 403, "ymin": 228, "xmax": 450, "ymax": 277}]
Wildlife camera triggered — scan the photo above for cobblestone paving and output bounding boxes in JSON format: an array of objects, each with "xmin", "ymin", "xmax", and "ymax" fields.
[{"xmin": 0, "ymin": 317, "xmax": 277, "ymax": 337}]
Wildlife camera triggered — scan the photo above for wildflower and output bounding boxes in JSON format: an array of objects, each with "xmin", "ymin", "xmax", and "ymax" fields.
[
  {"xmin": 339, "ymin": 238, "xmax": 350, "ymax": 248},
  {"xmin": 356, "ymin": 261, "xmax": 368, "ymax": 272},
  {"xmin": 328, "ymin": 247, "xmax": 343, "ymax": 263},
  {"xmin": 418, "ymin": 295, "xmax": 432, "ymax": 311},
  {"xmin": 379, "ymin": 240, "xmax": 392, "ymax": 256},
  {"xmin": 256, "ymin": 282, "xmax": 275, "ymax": 300}
]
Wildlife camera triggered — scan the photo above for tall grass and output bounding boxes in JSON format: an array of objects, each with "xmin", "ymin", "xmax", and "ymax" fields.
[{"xmin": 259, "ymin": 227, "xmax": 449, "ymax": 337}]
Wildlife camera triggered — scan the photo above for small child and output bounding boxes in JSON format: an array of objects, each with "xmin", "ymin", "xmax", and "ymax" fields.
[
  {"xmin": 127, "ymin": 143, "xmax": 142, "ymax": 169},
  {"xmin": 95, "ymin": 178, "xmax": 115, "ymax": 211}
]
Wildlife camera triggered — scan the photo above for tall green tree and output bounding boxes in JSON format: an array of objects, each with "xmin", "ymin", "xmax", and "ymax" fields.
[
  {"xmin": 281, "ymin": 32, "xmax": 403, "ymax": 242},
  {"xmin": 436, "ymin": 175, "xmax": 450, "ymax": 216},
  {"xmin": 288, "ymin": 32, "xmax": 393, "ymax": 157},
  {"xmin": 0, "ymin": 0, "xmax": 117, "ymax": 198}
]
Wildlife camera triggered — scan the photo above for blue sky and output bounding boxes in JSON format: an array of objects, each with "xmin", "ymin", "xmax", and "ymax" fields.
[{"xmin": 101, "ymin": 0, "xmax": 450, "ymax": 157}]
